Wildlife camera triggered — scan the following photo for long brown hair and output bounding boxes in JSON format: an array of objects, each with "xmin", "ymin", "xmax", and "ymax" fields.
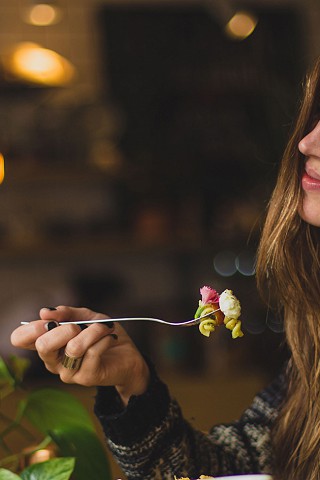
[{"xmin": 256, "ymin": 56, "xmax": 320, "ymax": 479}]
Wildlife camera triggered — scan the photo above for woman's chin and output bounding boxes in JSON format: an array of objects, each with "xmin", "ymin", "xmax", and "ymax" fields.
[{"xmin": 299, "ymin": 198, "xmax": 320, "ymax": 227}]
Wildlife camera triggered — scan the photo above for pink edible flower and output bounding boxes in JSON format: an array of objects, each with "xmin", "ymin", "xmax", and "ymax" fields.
[{"xmin": 200, "ymin": 285, "xmax": 220, "ymax": 305}]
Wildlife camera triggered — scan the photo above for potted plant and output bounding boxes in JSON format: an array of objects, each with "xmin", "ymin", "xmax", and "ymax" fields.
[{"xmin": 0, "ymin": 355, "xmax": 111, "ymax": 480}]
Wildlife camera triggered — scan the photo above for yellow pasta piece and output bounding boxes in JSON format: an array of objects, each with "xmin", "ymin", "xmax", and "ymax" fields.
[
  {"xmin": 224, "ymin": 317, "xmax": 237, "ymax": 330},
  {"xmin": 232, "ymin": 320, "xmax": 244, "ymax": 338},
  {"xmin": 199, "ymin": 319, "xmax": 216, "ymax": 337},
  {"xmin": 224, "ymin": 317, "xmax": 244, "ymax": 338}
]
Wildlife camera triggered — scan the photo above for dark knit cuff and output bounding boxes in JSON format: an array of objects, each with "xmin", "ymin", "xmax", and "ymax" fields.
[{"xmin": 94, "ymin": 357, "xmax": 170, "ymax": 446}]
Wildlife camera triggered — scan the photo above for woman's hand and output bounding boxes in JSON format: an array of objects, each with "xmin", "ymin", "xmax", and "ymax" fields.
[{"xmin": 11, "ymin": 306, "xmax": 150, "ymax": 406}]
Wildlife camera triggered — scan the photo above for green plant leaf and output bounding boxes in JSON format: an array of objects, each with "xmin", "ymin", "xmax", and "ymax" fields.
[
  {"xmin": 50, "ymin": 426, "xmax": 111, "ymax": 480},
  {"xmin": 0, "ymin": 468, "xmax": 21, "ymax": 479},
  {"xmin": 20, "ymin": 388, "xmax": 94, "ymax": 431},
  {"xmin": 0, "ymin": 357, "xmax": 15, "ymax": 387},
  {"xmin": 20, "ymin": 457, "xmax": 75, "ymax": 480},
  {"xmin": 9, "ymin": 356, "xmax": 31, "ymax": 384},
  {"xmin": 20, "ymin": 388, "xmax": 111, "ymax": 480}
]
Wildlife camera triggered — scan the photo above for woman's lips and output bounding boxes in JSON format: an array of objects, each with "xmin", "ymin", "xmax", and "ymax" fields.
[
  {"xmin": 302, "ymin": 162, "xmax": 320, "ymax": 191},
  {"xmin": 305, "ymin": 164, "xmax": 320, "ymax": 180},
  {"xmin": 302, "ymin": 171, "xmax": 320, "ymax": 191}
]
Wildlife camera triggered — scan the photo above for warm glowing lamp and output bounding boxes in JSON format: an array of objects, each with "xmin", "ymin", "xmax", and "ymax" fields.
[
  {"xmin": 0, "ymin": 154, "xmax": 4, "ymax": 184},
  {"xmin": 3, "ymin": 42, "xmax": 75, "ymax": 87},
  {"xmin": 21, "ymin": 444, "xmax": 56, "ymax": 469},
  {"xmin": 23, "ymin": 2, "xmax": 62, "ymax": 26},
  {"xmin": 225, "ymin": 11, "xmax": 258, "ymax": 40},
  {"xmin": 29, "ymin": 448, "xmax": 53, "ymax": 464}
]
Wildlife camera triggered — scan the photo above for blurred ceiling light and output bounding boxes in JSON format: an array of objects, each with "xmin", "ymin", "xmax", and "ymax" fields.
[
  {"xmin": 225, "ymin": 11, "xmax": 258, "ymax": 40},
  {"xmin": 23, "ymin": 2, "xmax": 62, "ymax": 26},
  {"xmin": 3, "ymin": 42, "xmax": 75, "ymax": 87},
  {"xmin": 0, "ymin": 154, "xmax": 4, "ymax": 184}
]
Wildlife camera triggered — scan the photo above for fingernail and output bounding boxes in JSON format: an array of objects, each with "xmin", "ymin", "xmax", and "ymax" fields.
[
  {"xmin": 43, "ymin": 307, "xmax": 57, "ymax": 311},
  {"xmin": 46, "ymin": 321, "xmax": 59, "ymax": 331}
]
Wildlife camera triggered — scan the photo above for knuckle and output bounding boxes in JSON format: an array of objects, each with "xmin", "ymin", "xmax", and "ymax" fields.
[
  {"xmin": 84, "ymin": 346, "xmax": 97, "ymax": 359},
  {"xmin": 63, "ymin": 323, "xmax": 81, "ymax": 336},
  {"xmin": 35, "ymin": 335, "xmax": 50, "ymax": 355},
  {"xmin": 65, "ymin": 337, "xmax": 83, "ymax": 357},
  {"xmin": 59, "ymin": 371, "xmax": 75, "ymax": 384},
  {"xmin": 79, "ymin": 307, "xmax": 93, "ymax": 316},
  {"xmin": 90, "ymin": 323, "xmax": 112, "ymax": 336}
]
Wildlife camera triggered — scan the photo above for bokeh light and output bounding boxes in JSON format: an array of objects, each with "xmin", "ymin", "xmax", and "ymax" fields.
[
  {"xmin": 24, "ymin": 3, "xmax": 62, "ymax": 26},
  {"xmin": 213, "ymin": 251, "xmax": 237, "ymax": 277},
  {"xmin": 4, "ymin": 42, "xmax": 75, "ymax": 86},
  {"xmin": 225, "ymin": 11, "xmax": 258, "ymax": 40},
  {"xmin": 235, "ymin": 250, "xmax": 256, "ymax": 276},
  {"xmin": 0, "ymin": 154, "xmax": 4, "ymax": 184}
]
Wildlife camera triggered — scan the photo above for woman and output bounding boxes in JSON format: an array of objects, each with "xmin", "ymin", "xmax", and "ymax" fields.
[
  {"xmin": 256, "ymin": 55, "xmax": 320, "ymax": 479},
  {"xmin": 10, "ymin": 56, "xmax": 320, "ymax": 480}
]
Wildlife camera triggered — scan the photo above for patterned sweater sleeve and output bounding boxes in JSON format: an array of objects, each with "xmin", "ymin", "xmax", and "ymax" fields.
[{"xmin": 94, "ymin": 361, "xmax": 285, "ymax": 480}]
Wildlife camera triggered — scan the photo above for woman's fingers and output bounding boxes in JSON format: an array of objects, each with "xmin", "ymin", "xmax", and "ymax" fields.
[
  {"xmin": 68, "ymin": 327, "xmax": 150, "ymax": 402},
  {"xmin": 11, "ymin": 305, "xmax": 114, "ymax": 351},
  {"xmin": 11, "ymin": 320, "xmax": 51, "ymax": 350},
  {"xmin": 35, "ymin": 322, "xmax": 116, "ymax": 374},
  {"xmin": 35, "ymin": 323, "xmax": 82, "ymax": 372},
  {"xmin": 10, "ymin": 306, "xmax": 150, "ymax": 402},
  {"xmin": 39, "ymin": 305, "xmax": 109, "ymax": 323},
  {"xmin": 63, "ymin": 322, "xmax": 115, "ymax": 358},
  {"xmin": 59, "ymin": 332, "xmax": 120, "ymax": 385}
]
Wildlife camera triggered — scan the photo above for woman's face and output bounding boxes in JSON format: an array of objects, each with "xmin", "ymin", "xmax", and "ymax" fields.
[{"xmin": 299, "ymin": 120, "xmax": 320, "ymax": 226}]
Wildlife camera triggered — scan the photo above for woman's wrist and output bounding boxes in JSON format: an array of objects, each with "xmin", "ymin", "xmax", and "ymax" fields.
[
  {"xmin": 94, "ymin": 357, "xmax": 171, "ymax": 446},
  {"xmin": 116, "ymin": 356, "xmax": 150, "ymax": 406}
]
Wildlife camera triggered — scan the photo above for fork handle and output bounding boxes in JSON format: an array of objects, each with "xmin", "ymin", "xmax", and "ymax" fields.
[
  {"xmin": 20, "ymin": 318, "xmax": 167, "ymax": 326},
  {"xmin": 59, "ymin": 318, "xmax": 161, "ymax": 325}
]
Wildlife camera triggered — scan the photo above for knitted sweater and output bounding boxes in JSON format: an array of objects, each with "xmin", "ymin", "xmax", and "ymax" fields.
[{"xmin": 94, "ymin": 364, "xmax": 285, "ymax": 480}]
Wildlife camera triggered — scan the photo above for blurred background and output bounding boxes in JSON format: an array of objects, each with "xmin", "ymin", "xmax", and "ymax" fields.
[{"xmin": 0, "ymin": 0, "xmax": 319, "ymax": 477}]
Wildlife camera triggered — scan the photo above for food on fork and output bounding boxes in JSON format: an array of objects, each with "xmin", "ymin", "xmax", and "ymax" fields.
[{"xmin": 194, "ymin": 285, "xmax": 244, "ymax": 339}]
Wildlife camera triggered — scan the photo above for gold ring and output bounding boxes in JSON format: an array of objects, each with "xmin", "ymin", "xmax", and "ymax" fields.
[{"xmin": 61, "ymin": 352, "xmax": 83, "ymax": 370}]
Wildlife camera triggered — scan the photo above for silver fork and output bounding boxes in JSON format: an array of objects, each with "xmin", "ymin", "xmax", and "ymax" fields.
[{"xmin": 21, "ymin": 309, "xmax": 220, "ymax": 327}]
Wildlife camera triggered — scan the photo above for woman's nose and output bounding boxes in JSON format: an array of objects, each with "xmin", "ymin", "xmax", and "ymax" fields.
[{"xmin": 298, "ymin": 121, "xmax": 320, "ymax": 157}]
